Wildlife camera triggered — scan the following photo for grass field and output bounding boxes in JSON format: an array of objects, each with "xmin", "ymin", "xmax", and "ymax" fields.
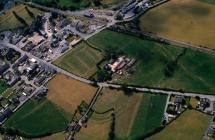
[
  {"xmin": 47, "ymin": 74, "xmax": 97, "ymax": 113},
  {"xmin": 0, "ymin": 4, "xmax": 43, "ymax": 31},
  {"xmin": 88, "ymin": 30, "xmax": 215, "ymax": 94},
  {"xmin": 0, "ymin": 80, "xmax": 7, "ymax": 94},
  {"xmin": 4, "ymin": 99, "xmax": 70, "ymax": 137},
  {"xmin": 146, "ymin": 110, "xmax": 210, "ymax": 140},
  {"xmin": 53, "ymin": 42, "xmax": 103, "ymax": 78},
  {"xmin": 79, "ymin": 88, "xmax": 167, "ymax": 140},
  {"xmin": 139, "ymin": 0, "xmax": 215, "ymax": 49}
]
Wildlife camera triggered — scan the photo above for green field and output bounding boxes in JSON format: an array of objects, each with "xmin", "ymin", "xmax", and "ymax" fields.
[
  {"xmin": 0, "ymin": 80, "xmax": 7, "ymax": 94},
  {"xmin": 54, "ymin": 42, "xmax": 103, "ymax": 78},
  {"xmin": 129, "ymin": 94, "xmax": 167, "ymax": 139},
  {"xmin": 0, "ymin": 4, "xmax": 43, "ymax": 31},
  {"xmin": 139, "ymin": 0, "xmax": 215, "ymax": 49},
  {"xmin": 146, "ymin": 110, "xmax": 210, "ymax": 140},
  {"xmin": 88, "ymin": 30, "xmax": 215, "ymax": 94},
  {"xmin": 86, "ymin": 89, "xmax": 167, "ymax": 140},
  {"xmin": 4, "ymin": 99, "xmax": 71, "ymax": 137}
]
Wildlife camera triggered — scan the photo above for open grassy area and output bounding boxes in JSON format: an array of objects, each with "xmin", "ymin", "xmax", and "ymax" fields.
[
  {"xmin": 53, "ymin": 42, "xmax": 103, "ymax": 78},
  {"xmin": 88, "ymin": 30, "xmax": 215, "ymax": 94},
  {"xmin": 146, "ymin": 110, "xmax": 210, "ymax": 140},
  {"xmin": 139, "ymin": 0, "xmax": 215, "ymax": 49},
  {"xmin": 78, "ymin": 88, "xmax": 167, "ymax": 140},
  {"xmin": 47, "ymin": 74, "xmax": 97, "ymax": 113},
  {"xmin": 0, "ymin": 80, "xmax": 7, "ymax": 94},
  {"xmin": 4, "ymin": 99, "xmax": 70, "ymax": 137},
  {"xmin": 0, "ymin": 4, "xmax": 43, "ymax": 31}
]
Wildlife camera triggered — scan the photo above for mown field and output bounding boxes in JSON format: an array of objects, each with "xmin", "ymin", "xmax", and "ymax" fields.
[
  {"xmin": 4, "ymin": 99, "xmax": 70, "ymax": 137},
  {"xmin": 53, "ymin": 42, "xmax": 103, "ymax": 78},
  {"xmin": 0, "ymin": 4, "xmax": 43, "ymax": 31},
  {"xmin": 146, "ymin": 110, "xmax": 210, "ymax": 140},
  {"xmin": 139, "ymin": 0, "xmax": 215, "ymax": 49},
  {"xmin": 47, "ymin": 74, "xmax": 97, "ymax": 113},
  {"xmin": 88, "ymin": 30, "xmax": 215, "ymax": 94},
  {"xmin": 77, "ymin": 88, "xmax": 167, "ymax": 140}
]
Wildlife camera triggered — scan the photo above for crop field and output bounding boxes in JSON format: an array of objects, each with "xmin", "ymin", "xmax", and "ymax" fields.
[
  {"xmin": 0, "ymin": 80, "xmax": 7, "ymax": 94},
  {"xmin": 146, "ymin": 110, "xmax": 210, "ymax": 140},
  {"xmin": 53, "ymin": 42, "xmax": 103, "ymax": 78},
  {"xmin": 78, "ymin": 88, "xmax": 167, "ymax": 140},
  {"xmin": 47, "ymin": 74, "xmax": 97, "ymax": 113},
  {"xmin": 4, "ymin": 99, "xmax": 70, "ymax": 137},
  {"xmin": 139, "ymin": 0, "xmax": 215, "ymax": 49},
  {"xmin": 88, "ymin": 30, "xmax": 215, "ymax": 94},
  {"xmin": 0, "ymin": 4, "xmax": 43, "ymax": 31}
]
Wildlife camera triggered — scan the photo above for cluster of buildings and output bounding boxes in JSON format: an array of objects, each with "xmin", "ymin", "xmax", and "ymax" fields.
[
  {"xmin": 164, "ymin": 95, "xmax": 215, "ymax": 124},
  {"xmin": 0, "ymin": 48, "xmax": 55, "ymax": 124},
  {"xmin": 118, "ymin": 0, "xmax": 150, "ymax": 19},
  {"xmin": 105, "ymin": 56, "xmax": 136, "ymax": 75}
]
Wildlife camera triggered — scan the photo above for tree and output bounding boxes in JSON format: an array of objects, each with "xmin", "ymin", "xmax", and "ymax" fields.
[
  {"xmin": 97, "ymin": 70, "xmax": 112, "ymax": 82},
  {"xmin": 121, "ymin": 83, "xmax": 133, "ymax": 96}
]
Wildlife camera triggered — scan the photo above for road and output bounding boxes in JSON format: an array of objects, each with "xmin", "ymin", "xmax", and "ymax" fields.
[{"xmin": 2, "ymin": 42, "xmax": 215, "ymax": 101}]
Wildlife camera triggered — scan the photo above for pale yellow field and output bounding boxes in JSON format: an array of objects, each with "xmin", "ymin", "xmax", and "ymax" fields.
[
  {"xmin": 34, "ymin": 132, "xmax": 68, "ymax": 140},
  {"xmin": 47, "ymin": 74, "xmax": 97, "ymax": 113},
  {"xmin": 139, "ymin": 0, "xmax": 215, "ymax": 49}
]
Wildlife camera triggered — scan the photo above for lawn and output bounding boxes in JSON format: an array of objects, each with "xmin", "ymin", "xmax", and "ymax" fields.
[
  {"xmin": 53, "ymin": 42, "xmax": 103, "ymax": 78},
  {"xmin": 88, "ymin": 30, "xmax": 215, "ymax": 94},
  {"xmin": 4, "ymin": 99, "xmax": 70, "ymax": 137},
  {"xmin": 0, "ymin": 4, "xmax": 43, "ymax": 31},
  {"xmin": 146, "ymin": 110, "xmax": 210, "ymax": 140},
  {"xmin": 81, "ymin": 88, "xmax": 167, "ymax": 140},
  {"xmin": 139, "ymin": 0, "xmax": 215, "ymax": 49},
  {"xmin": 47, "ymin": 74, "xmax": 97, "ymax": 113},
  {"xmin": 0, "ymin": 80, "xmax": 7, "ymax": 94}
]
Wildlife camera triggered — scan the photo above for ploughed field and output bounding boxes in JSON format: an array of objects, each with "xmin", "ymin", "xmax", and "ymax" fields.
[
  {"xmin": 139, "ymin": 0, "xmax": 215, "ymax": 49},
  {"xmin": 76, "ymin": 88, "xmax": 167, "ymax": 140},
  {"xmin": 146, "ymin": 110, "xmax": 210, "ymax": 140},
  {"xmin": 88, "ymin": 30, "xmax": 215, "ymax": 94},
  {"xmin": 0, "ymin": 4, "xmax": 43, "ymax": 31}
]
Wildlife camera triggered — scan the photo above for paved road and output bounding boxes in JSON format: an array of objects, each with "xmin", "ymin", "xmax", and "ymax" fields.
[{"xmin": 2, "ymin": 42, "xmax": 215, "ymax": 101}]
